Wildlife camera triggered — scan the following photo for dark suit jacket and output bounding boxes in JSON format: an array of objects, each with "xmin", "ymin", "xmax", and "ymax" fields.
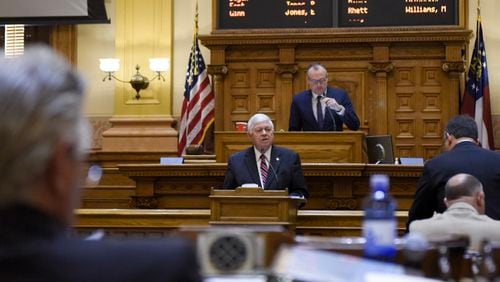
[
  {"xmin": 222, "ymin": 145, "xmax": 309, "ymax": 198},
  {"xmin": 0, "ymin": 205, "xmax": 201, "ymax": 282},
  {"xmin": 407, "ymin": 141, "xmax": 500, "ymax": 230},
  {"xmin": 289, "ymin": 87, "xmax": 360, "ymax": 131}
]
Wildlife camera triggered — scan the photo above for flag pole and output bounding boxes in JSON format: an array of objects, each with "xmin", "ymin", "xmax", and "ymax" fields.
[
  {"xmin": 476, "ymin": 0, "xmax": 480, "ymax": 51},
  {"xmin": 194, "ymin": 0, "xmax": 199, "ymax": 76},
  {"xmin": 186, "ymin": 0, "xmax": 199, "ymax": 139}
]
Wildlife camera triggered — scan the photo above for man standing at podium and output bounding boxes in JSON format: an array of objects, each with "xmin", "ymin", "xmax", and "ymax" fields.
[
  {"xmin": 289, "ymin": 63, "xmax": 360, "ymax": 131},
  {"xmin": 223, "ymin": 113, "xmax": 309, "ymax": 199}
]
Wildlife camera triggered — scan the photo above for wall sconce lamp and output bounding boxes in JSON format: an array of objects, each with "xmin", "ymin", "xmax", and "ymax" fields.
[{"xmin": 99, "ymin": 58, "xmax": 169, "ymax": 99}]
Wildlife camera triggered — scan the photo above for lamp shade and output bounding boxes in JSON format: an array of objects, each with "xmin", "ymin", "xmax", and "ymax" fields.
[
  {"xmin": 99, "ymin": 58, "xmax": 120, "ymax": 72},
  {"xmin": 149, "ymin": 57, "xmax": 169, "ymax": 72}
]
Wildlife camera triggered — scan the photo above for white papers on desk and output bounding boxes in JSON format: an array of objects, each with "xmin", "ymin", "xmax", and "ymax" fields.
[{"xmin": 272, "ymin": 246, "xmax": 438, "ymax": 282}]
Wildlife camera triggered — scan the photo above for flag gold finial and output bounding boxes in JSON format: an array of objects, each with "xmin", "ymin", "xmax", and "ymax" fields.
[
  {"xmin": 195, "ymin": 0, "xmax": 199, "ymax": 35},
  {"xmin": 477, "ymin": 0, "xmax": 481, "ymax": 21},
  {"xmin": 190, "ymin": 0, "xmax": 199, "ymax": 77}
]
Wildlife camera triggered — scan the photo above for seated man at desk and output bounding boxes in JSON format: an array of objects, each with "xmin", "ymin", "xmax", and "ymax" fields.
[
  {"xmin": 223, "ymin": 113, "xmax": 309, "ymax": 198},
  {"xmin": 289, "ymin": 63, "xmax": 360, "ymax": 131},
  {"xmin": 409, "ymin": 173, "xmax": 500, "ymax": 251}
]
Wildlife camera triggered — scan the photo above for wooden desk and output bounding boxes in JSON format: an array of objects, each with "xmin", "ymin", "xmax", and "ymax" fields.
[
  {"xmin": 118, "ymin": 163, "xmax": 422, "ymax": 211},
  {"xmin": 74, "ymin": 209, "xmax": 409, "ymax": 238},
  {"xmin": 215, "ymin": 131, "xmax": 365, "ymax": 163}
]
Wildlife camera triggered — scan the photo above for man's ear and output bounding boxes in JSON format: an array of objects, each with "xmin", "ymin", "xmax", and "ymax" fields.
[
  {"xmin": 476, "ymin": 191, "xmax": 485, "ymax": 207},
  {"xmin": 444, "ymin": 197, "xmax": 449, "ymax": 208},
  {"xmin": 46, "ymin": 141, "xmax": 73, "ymax": 198}
]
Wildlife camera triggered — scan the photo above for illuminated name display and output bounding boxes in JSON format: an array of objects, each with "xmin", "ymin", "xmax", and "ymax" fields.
[
  {"xmin": 340, "ymin": 0, "xmax": 457, "ymax": 27},
  {"xmin": 218, "ymin": 0, "xmax": 458, "ymax": 29}
]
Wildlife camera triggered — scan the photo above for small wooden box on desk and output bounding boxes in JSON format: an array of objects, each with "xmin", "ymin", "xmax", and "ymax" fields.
[{"xmin": 210, "ymin": 187, "xmax": 306, "ymax": 230}]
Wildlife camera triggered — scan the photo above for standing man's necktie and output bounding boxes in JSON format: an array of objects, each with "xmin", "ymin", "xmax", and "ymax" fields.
[
  {"xmin": 317, "ymin": 96, "xmax": 324, "ymax": 128},
  {"xmin": 260, "ymin": 154, "xmax": 269, "ymax": 188}
]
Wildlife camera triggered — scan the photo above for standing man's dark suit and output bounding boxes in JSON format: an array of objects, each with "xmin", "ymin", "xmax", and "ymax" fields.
[
  {"xmin": 289, "ymin": 87, "xmax": 360, "ymax": 131},
  {"xmin": 407, "ymin": 141, "xmax": 500, "ymax": 227},
  {"xmin": 223, "ymin": 145, "xmax": 309, "ymax": 198},
  {"xmin": 0, "ymin": 205, "xmax": 201, "ymax": 282}
]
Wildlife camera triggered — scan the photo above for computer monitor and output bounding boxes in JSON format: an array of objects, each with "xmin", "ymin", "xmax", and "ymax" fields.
[{"xmin": 366, "ymin": 135, "xmax": 395, "ymax": 164}]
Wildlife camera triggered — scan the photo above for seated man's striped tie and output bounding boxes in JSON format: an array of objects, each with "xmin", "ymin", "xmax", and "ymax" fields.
[{"xmin": 260, "ymin": 154, "xmax": 269, "ymax": 188}]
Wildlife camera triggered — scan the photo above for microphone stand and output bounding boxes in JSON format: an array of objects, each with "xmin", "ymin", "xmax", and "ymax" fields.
[
  {"xmin": 268, "ymin": 158, "xmax": 281, "ymax": 190},
  {"xmin": 320, "ymin": 95, "xmax": 337, "ymax": 131}
]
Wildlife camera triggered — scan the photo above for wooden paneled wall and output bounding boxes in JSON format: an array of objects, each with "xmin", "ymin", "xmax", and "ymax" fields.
[{"xmin": 200, "ymin": 27, "xmax": 471, "ymax": 160}]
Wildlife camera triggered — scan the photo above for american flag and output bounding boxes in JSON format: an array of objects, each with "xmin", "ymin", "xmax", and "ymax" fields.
[
  {"xmin": 177, "ymin": 16, "xmax": 215, "ymax": 156},
  {"xmin": 460, "ymin": 17, "xmax": 494, "ymax": 150}
]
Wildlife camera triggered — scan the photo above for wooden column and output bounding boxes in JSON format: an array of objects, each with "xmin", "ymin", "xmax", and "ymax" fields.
[
  {"xmin": 49, "ymin": 25, "xmax": 77, "ymax": 65},
  {"xmin": 208, "ymin": 63, "xmax": 228, "ymax": 131},
  {"xmin": 442, "ymin": 43, "xmax": 467, "ymax": 115},
  {"xmin": 368, "ymin": 45, "xmax": 393, "ymax": 134},
  {"xmin": 275, "ymin": 63, "xmax": 298, "ymax": 131},
  {"xmin": 275, "ymin": 46, "xmax": 297, "ymax": 130}
]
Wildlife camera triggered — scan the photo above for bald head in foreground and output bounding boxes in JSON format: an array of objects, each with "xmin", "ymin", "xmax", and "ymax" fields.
[
  {"xmin": 410, "ymin": 173, "xmax": 500, "ymax": 251},
  {"xmin": 0, "ymin": 45, "xmax": 201, "ymax": 282}
]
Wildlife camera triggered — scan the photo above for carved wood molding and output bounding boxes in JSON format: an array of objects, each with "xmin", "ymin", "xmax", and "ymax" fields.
[
  {"xmin": 329, "ymin": 199, "xmax": 358, "ymax": 210},
  {"xmin": 442, "ymin": 61, "xmax": 466, "ymax": 73},
  {"xmin": 200, "ymin": 29, "xmax": 472, "ymax": 47},
  {"xmin": 364, "ymin": 168, "xmax": 422, "ymax": 178},
  {"xmin": 207, "ymin": 65, "xmax": 229, "ymax": 76},
  {"xmin": 130, "ymin": 196, "xmax": 158, "ymax": 209},
  {"xmin": 368, "ymin": 62, "xmax": 394, "ymax": 73},
  {"xmin": 275, "ymin": 64, "xmax": 298, "ymax": 75}
]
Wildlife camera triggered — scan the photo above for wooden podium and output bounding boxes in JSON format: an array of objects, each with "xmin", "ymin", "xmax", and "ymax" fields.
[
  {"xmin": 215, "ymin": 131, "xmax": 365, "ymax": 163},
  {"xmin": 209, "ymin": 187, "xmax": 306, "ymax": 230}
]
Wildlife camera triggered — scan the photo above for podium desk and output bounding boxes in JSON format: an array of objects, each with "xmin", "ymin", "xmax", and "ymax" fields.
[
  {"xmin": 215, "ymin": 131, "xmax": 365, "ymax": 163},
  {"xmin": 210, "ymin": 187, "xmax": 305, "ymax": 230},
  {"xmin": 118, "ymin": 163, "xmax": 422, "ymax": 211}
]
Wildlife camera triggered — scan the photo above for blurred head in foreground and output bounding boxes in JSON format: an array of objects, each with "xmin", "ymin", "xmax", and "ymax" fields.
[{"xmin": 0, "ymin": 45, "xmax": 90, "ymax": 226}]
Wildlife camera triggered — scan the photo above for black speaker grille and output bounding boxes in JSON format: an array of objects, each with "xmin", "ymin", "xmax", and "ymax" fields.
[{"xmin": 209, "ymin": 235, "xmax": 248, "ymax": 272}]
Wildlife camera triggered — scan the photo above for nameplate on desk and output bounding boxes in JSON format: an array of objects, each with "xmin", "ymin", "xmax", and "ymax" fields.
[
  {"xmin": 160, "ymin": 157, "xmax": 184, "ymax": 165},
  {"xmin": 399, "ymin": 157, "xmax": 424, "ymax": 166},
  {"xmin": 241, "ymin": 183, "xmax": 260, "ymax": 188}
]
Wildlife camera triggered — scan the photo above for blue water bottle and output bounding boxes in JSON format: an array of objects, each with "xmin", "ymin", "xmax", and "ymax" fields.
[{"xmin": 363, "ymin": 174, "xmax": 397, "ymax": 261}]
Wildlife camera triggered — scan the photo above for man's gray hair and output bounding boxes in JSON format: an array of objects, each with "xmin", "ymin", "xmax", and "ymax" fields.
[
  {"xmin": 247, "ymin": 113, "xmax": 274, "ymax": 133},
  {"xmin": 0, "ymin": 45, "xmax": 89, "ymax": 206},
  {"xmin": 307, "ymin": 63, "xmax": 328, "ymax": 78}
]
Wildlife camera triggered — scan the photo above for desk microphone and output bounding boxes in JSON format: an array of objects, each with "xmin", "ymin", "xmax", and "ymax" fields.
[
  {"xmin": 268, "ymin": 157, "xmax": 281, "ymax": 190},
  {"xmin": 320, "ymin": 95, "xmax": 337, "ymax": 131}
]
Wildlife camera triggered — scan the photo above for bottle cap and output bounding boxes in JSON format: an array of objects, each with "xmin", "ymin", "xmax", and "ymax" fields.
[{"xmin": 370, "ymin": 174, "xmax": 389, "ymax": 191}]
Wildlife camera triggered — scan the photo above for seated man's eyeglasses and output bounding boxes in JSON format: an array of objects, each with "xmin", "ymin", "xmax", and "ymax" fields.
[
  {"xmin": 308, "ymin": 77, "xmax": 328, "ymax": 85},
  {"xmin": 253, "ymin": 126, "xmax": 273, "ymax": 134}
]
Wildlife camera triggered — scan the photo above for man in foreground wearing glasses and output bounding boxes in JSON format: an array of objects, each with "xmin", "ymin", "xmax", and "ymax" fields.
[
  {"xmin": 223, "ymin": 113, "xmax": 309, "ymax": 199},
  {"xmin": 0, "ymin": 46, "xmax": 201, "ymax": 281},
  {"xmin": 289, "ymin": 63, "xmax": 360, "ymax": 131}
]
